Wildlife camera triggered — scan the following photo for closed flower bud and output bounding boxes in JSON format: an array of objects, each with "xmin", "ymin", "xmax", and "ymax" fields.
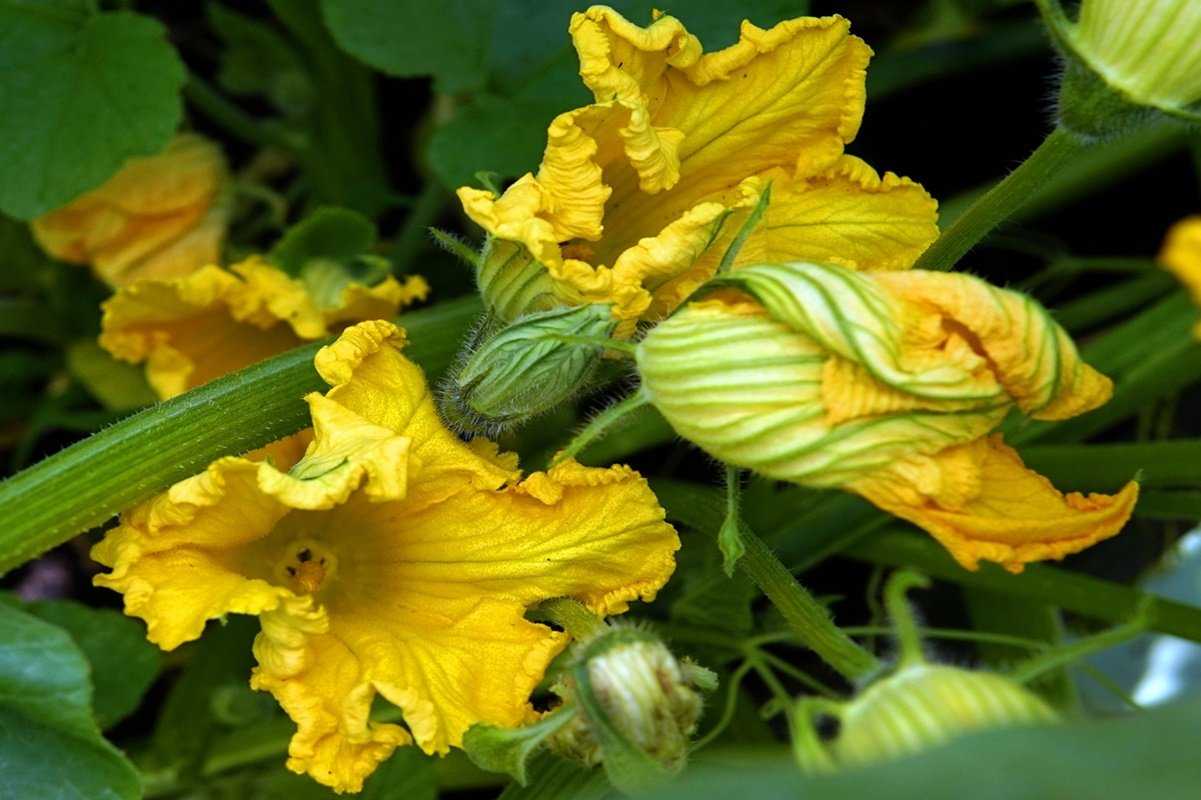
[
  {"xmin": 635, "ymin": 262, "xmax": 1138, "ymax": 573},
  {"xmin": 442, "ymin": 303, "xmax": 617, "ymax": 435},
  {"xmin": 798, "ymin": 663, "xmax": 1056, "ymax": 770},
  {"xmin": 1046, "ymin": 0, "xmax": 1201, "ymax": 136},
  {"xmin": 549, "ymin": 627, "xmax": 712, "ymax": 780},
  {"xmin": 795, "ymin": 570, "xmax": 1056, "ymax": 772}
]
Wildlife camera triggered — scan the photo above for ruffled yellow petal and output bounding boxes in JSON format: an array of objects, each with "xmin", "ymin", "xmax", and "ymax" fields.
[
  {"xmin": 251, "ymin": 602, "xmax": 413, "ymax": 793},
  {"xmin": 314, "ymin": 320, "xmax": 519, "ymax": 500},
  {"xmin": 1159, "ymin": 215, "xmax": 1201, "ymax": 337},
  {"xmin": 852, "ymin": 435, "xmax": 1140, "ymax": 573},
  {"xmin": 723, "ymin": 156, "xmax": 938, "ymax": 271},
  {"xmin": 32, "ymin": 134, "xmax": 230, "ymax": 286},
  {"xmin": 91, "ymin": 456, "xmax": 295, "ymax": 650},
  {"xmin": 256, "ymin": 393, "xmax": 411, "ymax": 509},
  {"xmin": 100, "ymin": 258, "xmax": 424, "ymax": 399}
]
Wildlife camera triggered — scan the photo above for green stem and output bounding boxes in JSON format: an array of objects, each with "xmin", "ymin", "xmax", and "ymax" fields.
[
  {"xmin": 1009, "ymin": 610, "xmax": 1150, "ymax": 686},
  {"xmin": 914, "ymin": 126, "xmax": 1090, "ymax": 270},
  {"xmin": 551, "ymin": 389, "xmax": 650, "ymax": 467},
  {"xmin": 184, "ymin": 75, "xmax": 305, "ymax": 153},
  {"xmin": 883, "ymin": 571, "xmax": 930, "ymax": 668},
  {"xmin": 736, "ymin": 525, "xmax": 881, "ymax": 682},
  {"xmin": 391, "ymin": 182, "xmax": 449, "ymax": 274},
  {"xmin": 0, "ymin": 297, "xmax": 481, "ymax": 575},
  {"xmin": 531, "ymin": 597, "xmax": 605, "ymax": 640}
]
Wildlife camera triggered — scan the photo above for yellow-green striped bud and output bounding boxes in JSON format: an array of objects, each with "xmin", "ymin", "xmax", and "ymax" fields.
[
  {"xmin": 442, "ymin": 304, "xmax": 615, "ymax": 435},
  {"xmin": 548, "ymin": 627, "xmax": 714, "ymax": 784},
  {"xmin": 635, "ymin": 262, "xmax": 1137, "ymax": 573},
  {"xmin": 1044, "ymin": 0, "xmax": 1201, "ymax": 137},
  {"xmin": 794, "ymin": 571, "xmax": 1057, "ymax": 772},
  {"xmin": 797, "ymin": 663, "xmax": 1057, "ymax": 771}
]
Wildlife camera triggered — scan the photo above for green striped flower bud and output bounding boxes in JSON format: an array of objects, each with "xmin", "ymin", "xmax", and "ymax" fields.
[
  {"xmin": 635, "ymin": 262, "xmax": 1137, "ymax": 573},
  {"xmin": 441, "ymin": 303, "xmax": 616, "ymax": 435}
]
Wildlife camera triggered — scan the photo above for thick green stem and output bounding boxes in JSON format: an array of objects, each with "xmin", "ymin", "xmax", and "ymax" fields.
[
  {"xmin": 914, "ymin": 127, "xmax": 1090, "ymax": 270},
  {"xmin": 0, "ymin": 297, "xmax": 481, "ymax": 575}
]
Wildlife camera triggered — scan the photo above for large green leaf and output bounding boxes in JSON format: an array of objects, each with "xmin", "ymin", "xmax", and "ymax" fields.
[
  {"xmin": 0, "ymin": 1, "xmax": 185, "ymax": 219},
  {"xmin": 27, "ymin": 599, "xmax": 162, "ymax": 729},
  {"xmin": 0, "ymin": 601, "xmax": 140, "ymax": 799},
  {"xmin": 648, "ymin": 697, "xmax": 1201, "ymax": 799}
]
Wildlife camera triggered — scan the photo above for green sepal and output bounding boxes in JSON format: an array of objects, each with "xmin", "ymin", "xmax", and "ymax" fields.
[{"xmin": 462, "ymin": 706, "xmax": 579, "ymax": 785}]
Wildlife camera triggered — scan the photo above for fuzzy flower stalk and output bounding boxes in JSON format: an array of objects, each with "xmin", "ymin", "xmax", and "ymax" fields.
[
  {"xmin": 636, "ymin": 261, "xmax": 1139, "ymax": 573},
  {"xmin": 91, "ymin": 320, "xmax": 679, "ymax": 792}
]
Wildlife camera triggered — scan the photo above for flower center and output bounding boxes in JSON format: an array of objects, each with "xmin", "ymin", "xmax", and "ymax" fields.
[{"xmin": 275, "ymin": 539, "xmax": 338, "ymax": 595}]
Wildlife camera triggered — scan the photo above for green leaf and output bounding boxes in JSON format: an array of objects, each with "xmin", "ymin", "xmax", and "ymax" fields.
[
  {"xmin": 66, "ymin": 340, "xmax": 157, "ymax": 412},
  {"xmin": 0, "ymin": 601, "xmax": 140, "ymax": 799},
  {"xmin": 214, "ymin": 748, "xmax": 438, "ymax": 800},
  {"xmin": 150, "ymin": 616, "xmax": 259, "ymax": 772},
  {"xmin": 268, "ymin": 206, "xmax": 378, "ymax": 275},
  {"xmin": 464, "ymin": 707, "xmax": 578, "ymax": 785},
  {"xmin": 647, "ymin": 696, "xmax": 1201, "ymax": 799},
  {"xmin": 0, "ymin": 2, "xmax": 185, "ymax": 219},
  {"xmin": 497, "ymin": 752, "xmax": 609, "ymax": 800},
  {"xmin": 668, "ymin": 544, "xmax": 758, "ymax": 636},
  {"xmin": 26, "ymin": 598, "xmax": 162, "ymax": 729},
  {"xmin": 320, "ymin": 0, "xmax": 492, "ymax": 92}
]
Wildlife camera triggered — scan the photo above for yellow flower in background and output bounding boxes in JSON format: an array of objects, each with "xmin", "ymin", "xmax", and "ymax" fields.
[
  {"xmin": 99, "ymin": 257, "xmax": 428, "ymax": 400},
  {"xmin": 636, "ymin": 262, "xmax": 1139, "ymax": 573},
  {"xmin": 458, "ymin": 6, "xmax": 938, "ymax": 331},
  {"xmin": 92, "ymin": 320, "xmax": 679, "ymax": 792},
  {"xmin": 1159, "ymin": 216, "xmax": 1201, "ymax": 337},
  {"xmin": 32, "ymin": 134, "xmax": 231, "ymax": 286}
]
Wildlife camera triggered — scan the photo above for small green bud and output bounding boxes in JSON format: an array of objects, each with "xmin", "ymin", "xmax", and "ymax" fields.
[
  {"xmin": 793, "ymin": 571, "xmax": 1056, "ymax": 773},
  {"xmin": 478, "ymin": 236, "xmax": 563, "ymax": 322},
  {"xmin": 797, "ymin": 663, "xmax": 1057, "ymax": 771},
  {"xmin": 1044, "ymin": 0, "xmax": 1201, "ymax": 138},
  {"xmin": 442, "ymin": 304, "xmax": 616, "ymax": 435},
  {"xmin": 548, "ymin": 627, "xmax": 714, "ymax": 790}
]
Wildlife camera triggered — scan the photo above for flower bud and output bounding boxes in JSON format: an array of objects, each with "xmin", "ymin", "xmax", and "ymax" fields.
[
  {"xmin": 441, "ymin": 303, "xmax": 616, "ymax": 435},
  {"xmin": 1158, "ymin": 216, "xmax": 1201, "ymax": 338},
  {"xmin": 794, "ymin": 570, "xmax": 1056, "ymax": 772},
  {"xmin": 635, "ymin": 262, "xmax": 1138, "ymax": 572},
  {"xmin": 1046, "ymin": 0, "xmax": 1201, "ymax": 137},
  {"xmin": 548, "ymin": 627, "xmax": 713, "ymax": 783},
  {"xmin": 478, "ymin": 236, "xmax": 565, "ymax": 322},
  {"xmin": 797, "ymin": 663, "xmax": 1057, "ymax": 770}
]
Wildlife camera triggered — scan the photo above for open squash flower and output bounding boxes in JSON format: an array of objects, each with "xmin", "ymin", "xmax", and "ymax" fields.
[
  {"xmin": 32, "ymin": 134, "xmax": 232, "ymax": 286},
  {"xmin": 92, "ymin": 320, "xmax": 679, "ymax": 792},
  {"xmin": 636, "ymin": 262, "xmax": 1139, "ymax": 573},
  {"xmin": 1159, "ymin": 216, "xmax": 1201, "ymax": 337},
  {"xmin": 457, "ymin": 6, "xmax": 938, "ymax": 333},
  {"xmin": 99, "ymin": 257, "xmax": 429, "ymax": 400}
]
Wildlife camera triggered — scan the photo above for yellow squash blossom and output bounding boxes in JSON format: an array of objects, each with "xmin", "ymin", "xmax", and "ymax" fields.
[
  {"xmin": 458, "ymin": 6, "xmax": 938, "ymax": 332},
  {"xmin": 1159, "ymin": 215, "xmax": 1201, "ymax": 337},
  {"xmin": 92, "ymin": 320, "xmax": 679, "ymax": 792},
  {"xmin": 32, "ymin": 134, "xmax": 232, "ymax": 286},
  {"xmin": 636, "ymin": 262, "xmax": 1138, "ymax": 573},
  {"xmin": 99, "ymin": 257, "xmax": 429, "ymax": 400}
]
